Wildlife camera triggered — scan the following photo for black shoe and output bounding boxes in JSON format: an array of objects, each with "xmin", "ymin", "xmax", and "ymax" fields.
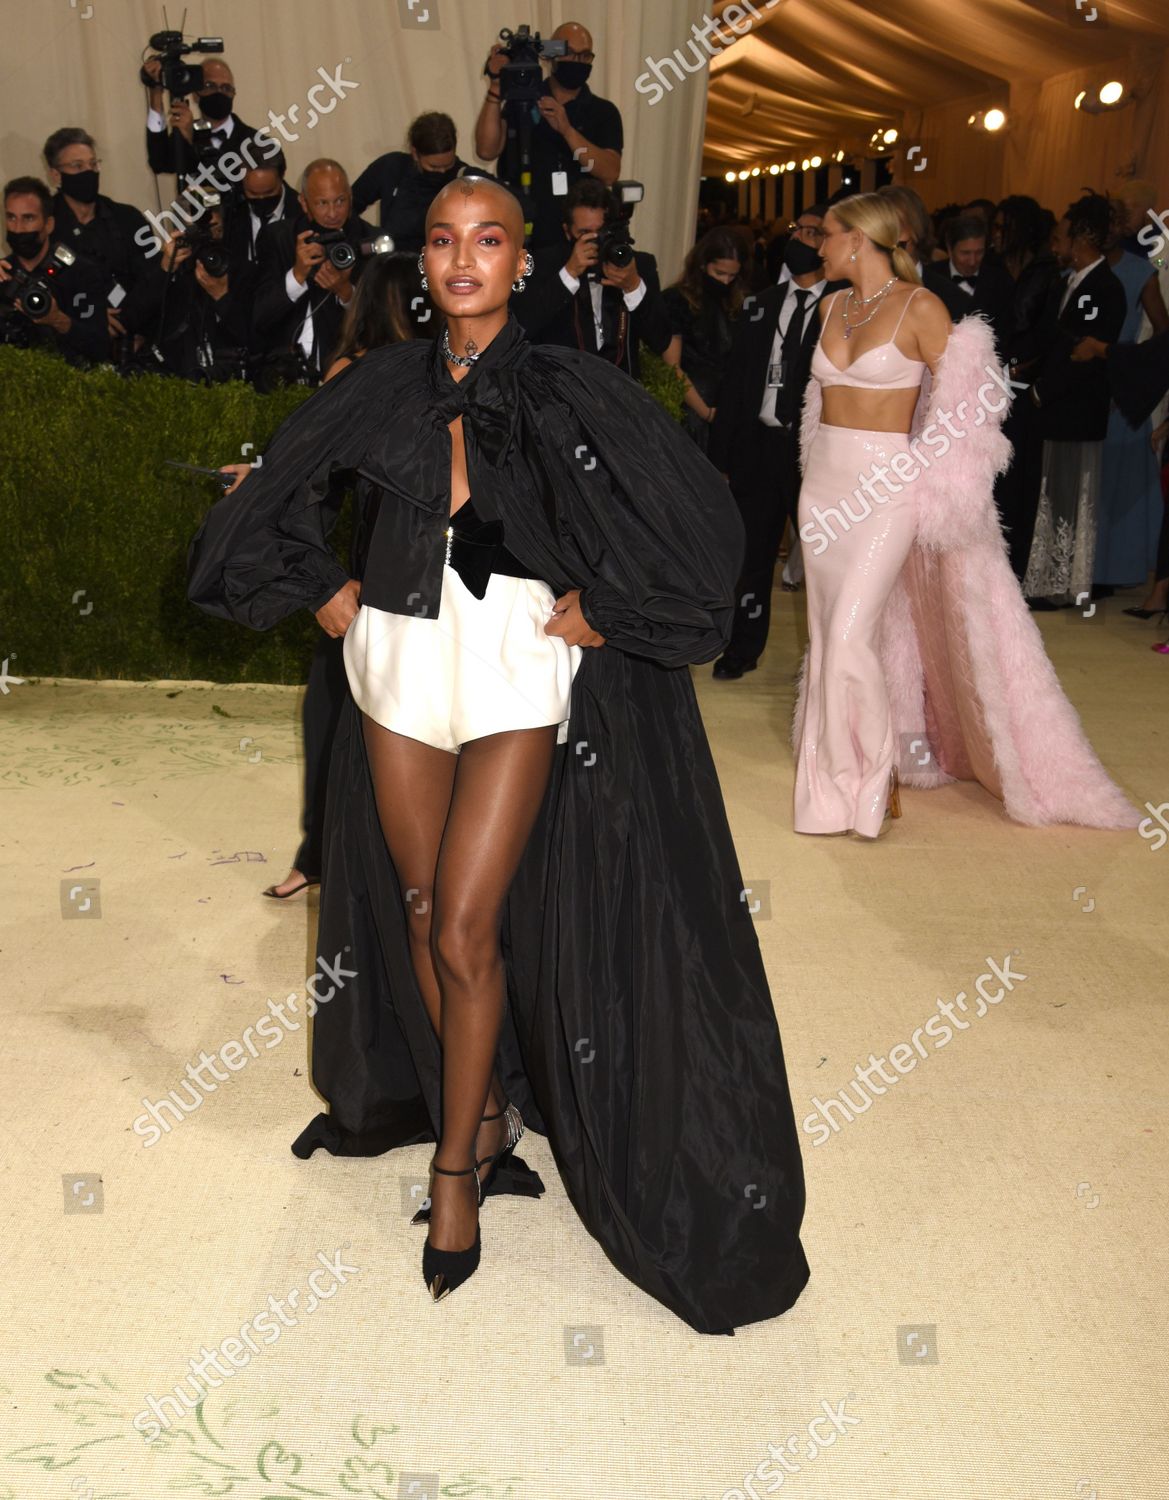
[
  {"xmin": 411, "ymin": 1101, "xmax": 525, "ymax": 1225},
  {"xmin": 1026, "ymin": 598, "xmax": 1060, "ymax": 612},
  {"xmin": 712, "ymin": 656, "xmax": 757, "ymax": 680},
  {"xmin": 1124, "ymin": 605, "xmax": 1169, "ymax": 621},
  {"xmin": 422, "ymin": 1158, "xmax": 482, "ymax": 1302}
]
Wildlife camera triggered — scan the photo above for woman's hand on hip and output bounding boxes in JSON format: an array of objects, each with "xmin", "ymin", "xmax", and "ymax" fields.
[
  {"xmin": 315, "ymin": 579, "xmax": 361, "ymax": 638},
  {"xmin": 545, "ymin": 589, "xmax": 606, "ymax": 648}
]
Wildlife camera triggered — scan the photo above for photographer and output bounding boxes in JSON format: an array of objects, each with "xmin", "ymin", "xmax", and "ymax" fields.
[
  {"xmin": 44, "ymin": 128, "xmax": 156, "ymax": 343},
  {"xmin": 513, "ymin": 178, "xmax": 670, "ymax": 381},
  {"xmin": 142, "ymin": 49, "xmax": 261, "ymax": 186},
  {"xmin": 140, "ymin": 193, "xmax": 255, "ymax": 382},
  {"xmin": 222, "ymin": 152, "xmax": 298, "ymax": 268},
  {"xmin": 1, "ymin": 177, "xmax": 111, "ymax": 364},
  {"xmin": 474, "ymin": 20, "xmax": 622, "ymax": 250},
  {"xmin": 352, "ymin": 113, "xmax": 474, "ymax": 255},
  {"xmin": 252, "ymin": 159, "xmax": 377, "ymax": 383}
]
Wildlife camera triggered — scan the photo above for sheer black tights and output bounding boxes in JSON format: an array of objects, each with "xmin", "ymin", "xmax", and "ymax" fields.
[{"xmin": 361, "ymin": 713, "xmax": 557, "ymax": 1252}]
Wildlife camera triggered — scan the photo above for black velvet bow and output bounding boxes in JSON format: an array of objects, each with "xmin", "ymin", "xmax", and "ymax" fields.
[{"xmin": 447, "ymin": 511, "xmax": 507, "ymax": 599}]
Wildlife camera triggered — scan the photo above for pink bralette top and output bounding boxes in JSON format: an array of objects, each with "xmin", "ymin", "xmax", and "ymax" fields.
[{"xmin": 811, "ymin": 286, "xmax": 927, "ymax": 390}]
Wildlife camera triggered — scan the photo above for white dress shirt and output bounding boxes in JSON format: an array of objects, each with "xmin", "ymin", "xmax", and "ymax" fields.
[
  {"xmin": 559, "ymin": 264, "xmax": 648, "ymax": 350},
  {"xmin": 758, "ymin": 277, "xmax": 827, "ymax": 426},
  {"xmin": 147, "ymin": 108, "xmax": 237, "ymax": 144}
]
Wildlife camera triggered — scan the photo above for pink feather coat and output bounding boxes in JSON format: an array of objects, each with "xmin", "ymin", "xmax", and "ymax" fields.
[{"xmin": 794, "ymin": 313, "xmax": 1139, "ymax": 829}]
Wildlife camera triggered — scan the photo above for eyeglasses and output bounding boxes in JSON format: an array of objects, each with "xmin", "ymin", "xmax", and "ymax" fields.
[
  {"xmin": 58, "ymin": 160, "xmax": 101, "ymax": 172},
  {"xmin": 789, "ymin": 222, "xmax": 825, "ymax": 240},
  {"xmin": 198, "ymin": 82, "xmax": 236, "ymax": 96}
]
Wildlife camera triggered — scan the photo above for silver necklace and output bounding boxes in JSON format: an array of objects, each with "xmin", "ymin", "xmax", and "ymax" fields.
[
  {"xmin": 442, "ymin": 329, "xmax": 479, "ymax": 366},
  {"xmin": 841, "ymin": 277, "xmax": 898, "ymax": 339}
]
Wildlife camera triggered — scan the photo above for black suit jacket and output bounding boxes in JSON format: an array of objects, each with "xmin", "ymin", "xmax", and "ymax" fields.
[
  {"xmin": 222, "ymin": 186, "xmax": 301, "ymax": 271},
  {"xmin": 926, "ymin": 261, "xmax": 1014, "ymax": 350},
  {"xmin": 146, "ymin": 113, "xmax": 266, "ymax": 184},
  {"xmin": 1031, "ymin": 259, "xmax": 1127, "ymax": 442},
  {"xmin": 708, "ymin": 278, "xmax": 846, "ymax": 484},
  {"xmin": 252, "ymin": 212, "xmax": 377, "ymax": 376},
  {"xmin": 512, "ymin": 246, "xmax": 672, "ymax": 383}
]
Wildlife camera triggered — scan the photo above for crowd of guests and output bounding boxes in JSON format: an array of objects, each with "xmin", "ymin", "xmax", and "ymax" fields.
[
  {"xmin": 2, "ymin": 31, "xmax": 1166, "ymax": 623},
  {"xmin": 675, "ymin": 181, "xmax": 1168, "ymax": 637}
]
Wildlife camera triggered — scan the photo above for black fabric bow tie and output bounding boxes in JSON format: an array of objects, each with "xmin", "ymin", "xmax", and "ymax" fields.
[
  {"xmin": 952, "ymin": 270, "xmax": 977, "ymax": 286},
  {"xmin": 427, "ymin": 326, "xmax": 527, "ymax": 469}
]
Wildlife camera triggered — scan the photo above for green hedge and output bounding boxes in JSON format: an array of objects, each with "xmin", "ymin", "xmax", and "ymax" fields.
[{"xmin": 0, "ymin": 342, "xmax": 683, "ymax": 684}]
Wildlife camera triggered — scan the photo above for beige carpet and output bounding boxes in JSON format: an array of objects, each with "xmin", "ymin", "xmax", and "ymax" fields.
[{"xmin": 2, "ymin": 589, "xmax": 1166, "ymax": 1500}]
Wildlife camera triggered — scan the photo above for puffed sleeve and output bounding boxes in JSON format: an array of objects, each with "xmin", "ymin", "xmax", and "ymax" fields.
[
  {"xmin": 186, "ymin": 348, "xmax": 406, "ymax": 630},
  {"xmin": 521, "ymin": 349, "xmax": 744, "ymax": 667}
]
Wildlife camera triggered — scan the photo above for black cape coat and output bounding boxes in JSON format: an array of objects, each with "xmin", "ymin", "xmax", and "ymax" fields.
[{"xmin": 187, "ymin": 314, "xmax": 810, "ymax": 1333}]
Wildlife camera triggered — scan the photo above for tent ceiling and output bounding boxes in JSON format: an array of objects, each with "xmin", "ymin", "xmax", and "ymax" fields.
[{"xmin": 703, "ymin": 0, "xmax": 1169, "ymax": 169}]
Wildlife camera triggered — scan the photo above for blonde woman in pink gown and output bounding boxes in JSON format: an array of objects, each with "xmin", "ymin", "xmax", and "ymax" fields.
[{"xmin": 793, "ymin": 193, "xmax": 1137, "ymax": 838}]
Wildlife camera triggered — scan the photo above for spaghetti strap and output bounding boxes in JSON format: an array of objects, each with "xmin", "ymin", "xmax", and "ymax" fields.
[{"xmin": 890, "ymin": 285, "xmax": 922, "ymax": 341}]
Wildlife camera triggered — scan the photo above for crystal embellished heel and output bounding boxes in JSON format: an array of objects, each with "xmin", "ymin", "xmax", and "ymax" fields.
[{"xmin": 411, "ymin": 1100, "xmax": 525, "ymax": 1226}]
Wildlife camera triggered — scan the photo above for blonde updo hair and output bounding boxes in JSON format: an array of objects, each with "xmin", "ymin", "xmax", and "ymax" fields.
[{"xmin": 829, "ymin": 192, "xmax": 921, "ymax": 285}]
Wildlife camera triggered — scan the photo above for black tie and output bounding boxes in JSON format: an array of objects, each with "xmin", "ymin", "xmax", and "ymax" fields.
[{"xmin": 773, "ymin": 288, "xmax": 810, "ymax": 424}]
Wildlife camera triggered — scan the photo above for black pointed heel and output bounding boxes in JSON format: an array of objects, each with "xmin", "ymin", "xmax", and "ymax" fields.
[
  {"xmin": 422, "ymin": 1159, "xmax": 482, "ymax": 1301},
  {"xmin": 411, "ymin": 1101, "xmax": 525, "ymax": 1225}
]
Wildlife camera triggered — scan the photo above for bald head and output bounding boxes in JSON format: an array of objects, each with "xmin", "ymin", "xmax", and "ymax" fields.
[
  {"xmin": 427, "ymin": 175, "xmax": 525, "ymax": 246},
  {"xmin": 553, "ymin": 21, "xmax": 593, "ymax": 53}
]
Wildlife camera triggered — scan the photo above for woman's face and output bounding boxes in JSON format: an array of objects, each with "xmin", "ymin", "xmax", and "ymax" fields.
[
  {"xmin": 704, "ymin": 256, "xmax": 740, "ymax": 284},
  {"xmin": 818, "ymin": 210, "xmax": 857, "ymax": 280},
  {"xmin": 422, "ymin": 188, "xmax": 527, "ymax": 319}
]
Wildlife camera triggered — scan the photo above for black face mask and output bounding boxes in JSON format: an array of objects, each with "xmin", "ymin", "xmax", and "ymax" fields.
[
  {"xmin": 553, "ymin": 61, "xmax": 592, "ymax": 90},
  {"xmin": 704, "ymin": 272, "xmax": 734, "ymax": 298},
  {"xmin": 7, "ymin": 230, "xmax": 44, "ymax": 260},
  {"xmin": 200, "ymin": 91, "xmax": 234, "ymax": 122},
  {"xmin": 784, "ymin": 236, "xmax": 823, "ymax": 277},
  {"xmin": 247, "ymin": 193, "xmax": 283, "ymax": 221},
  {"xmin": 61, "ymin": 169, "xmax": 100, "ymax": 205}
]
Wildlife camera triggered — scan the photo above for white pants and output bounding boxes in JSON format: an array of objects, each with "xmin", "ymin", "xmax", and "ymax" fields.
[{"xmin": 343, "ymin": 561, "xmax": 582, "ymax": 754}]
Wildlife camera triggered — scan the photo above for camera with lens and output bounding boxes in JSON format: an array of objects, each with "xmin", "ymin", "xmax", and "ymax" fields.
[
  {"xmin": 307, "ymin": 230, "xmax": 395, "ymax": 274},
  {"xmin": 307, "ymin": 228, "xmax": 358, "ymax": 272},
  {"xmin": 139, "ymin": 29, "xmax": 225, "ymax": 95},
  {"xmin": 591, "ymin": 220, "xmax": 636, "ymax": 278},
  {"xmin": 492, "ymin": 25, "xmax": 567, "ymax": 106},
  {"xmin": 0, "ymin": 244, "xmax": 76, "ymax": 317}
]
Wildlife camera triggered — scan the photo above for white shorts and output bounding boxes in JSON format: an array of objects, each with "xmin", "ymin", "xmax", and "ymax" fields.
[{"xmin": 343, "ymin": 560, "xmax": 583, "ymax": 754}]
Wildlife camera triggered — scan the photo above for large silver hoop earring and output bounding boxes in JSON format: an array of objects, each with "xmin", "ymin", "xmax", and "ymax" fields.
[
  {"xmin": 417, "ymin": 251, "xmax": 428, "ymax": 291},
  {"xmin": 512, "ymin": 251, "xmax": 535, "ymax": 293}
]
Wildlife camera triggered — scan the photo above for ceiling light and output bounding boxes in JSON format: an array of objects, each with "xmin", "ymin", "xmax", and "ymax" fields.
[
  {"xmin": 769, "ymin": 163, "xmax": 780, "ymax": 174},
  {"xmin": 983, "ymin": 108, "xmax": 1007, "ymax": 131},
  {"xmin": 725, "ymin": 171, "xmax": 737, "ymax": 182},
  {"xmin": 810, "ymin": 154, "xmax": 822, "ymax": 168},
  {"xmin": 1074, "ymin": 90, "xmax": 1087, "ymax": 110},
  {"xmin": 737, "ymin": 169, "xmax": 749, "ymax": 181},
  {"xmin": 882, "ymin": 128, "xmax": 899, "ymax": 145},
  {"xmin": 751, "ymin": 166, "xmax": 761, "ymax": 176},
  {"xmin": 1099, "ymin": 80, "xmax": 1124, "ymax": 105},
  {"xmin": 786, "ymin": 159, "xmax": 797, "ymax": 171}
]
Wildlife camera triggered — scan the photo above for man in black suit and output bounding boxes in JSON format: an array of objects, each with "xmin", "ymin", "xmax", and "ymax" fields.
[
  {"xmin": 924, "ymin": 212, "xmax": 1014, "ymax": 350},
  {"xmin": 1022, "ymin": 193, "xmax": 1127, "ymax": 604},
  {"xmin": 513, "ymin": 178, "xmax": 671, "ymax": 381},
  {"xmin": 221, "ymin": 152, "xmax": 299, "ymax": 272},
  {"xmin": 252, "ymin": 159, "xmax": 376, "ymax": 383},
  {"xmin": 142, "ymin": 53, "xmax": 267, "ymax": 188},
  {"xmin": 708, "ymin": 204, "xmax": 846, "ymax": 679}
]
